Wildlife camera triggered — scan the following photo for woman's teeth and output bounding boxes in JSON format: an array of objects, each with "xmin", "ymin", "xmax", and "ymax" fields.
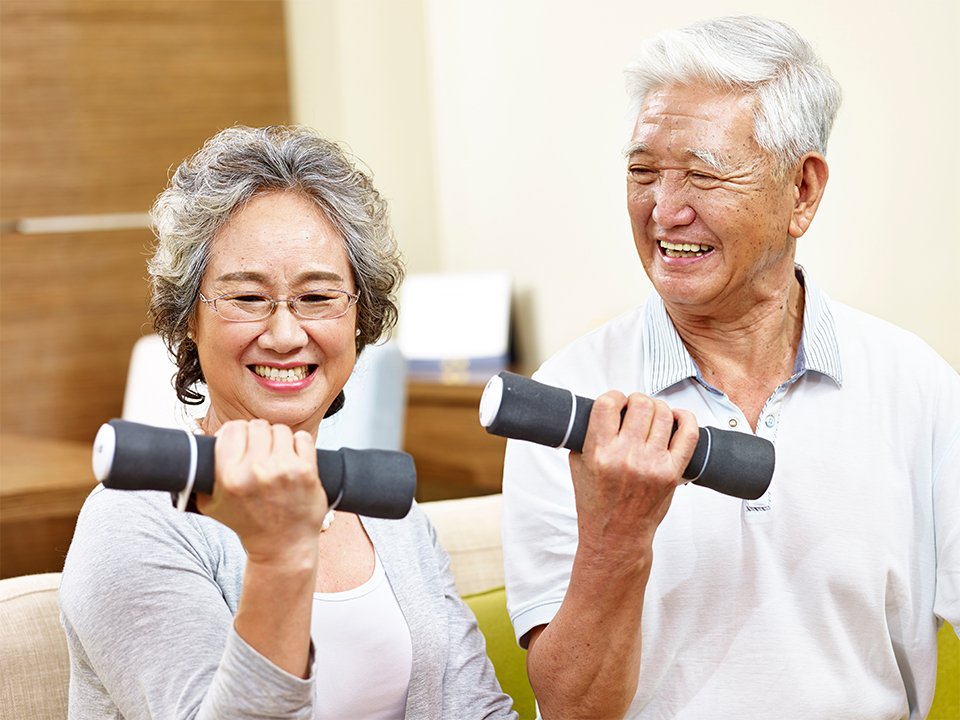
[
  {"xmin": 253, "ymin": 365, "xmax": 309, "ymax": 382},
  {"xmin": 660, "ymin": 241, "xmax": 713, "ymax": 258}
]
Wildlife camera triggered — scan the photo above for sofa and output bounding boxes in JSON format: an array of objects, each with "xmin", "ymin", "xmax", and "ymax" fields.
[{"xmin": 2, "ymin": 492, "xmax": 957, "ymax": 720}]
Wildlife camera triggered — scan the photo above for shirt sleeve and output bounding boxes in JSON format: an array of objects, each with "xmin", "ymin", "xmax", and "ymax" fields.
[
  {"xmin": 501, "ymin": 429, "xmax": 581, "ymax": 649},
  {"xmin": 59, "ymin": 486, "xmax": 315, "ymax": 719}
]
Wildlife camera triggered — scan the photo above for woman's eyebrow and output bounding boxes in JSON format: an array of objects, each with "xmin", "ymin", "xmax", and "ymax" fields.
[
  {"xmin": 296, "ymin": 271, "xmax": 346, "ymax": 285},
  {"xmin": 212, "ymin": 270, "xmax": 346, "ymax": 285},
  {"xmin": 214, "ymin": 271, "xmax": 266, "ymax": 283}
]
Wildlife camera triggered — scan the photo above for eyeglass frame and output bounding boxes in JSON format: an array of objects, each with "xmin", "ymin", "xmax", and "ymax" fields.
[{"xmin": 198, "ymin": 288, "xmax": 360, "ymax": 322}]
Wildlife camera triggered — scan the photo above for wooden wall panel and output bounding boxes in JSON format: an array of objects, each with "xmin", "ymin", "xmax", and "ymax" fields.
[
  {"xmin": 0, "ymin": 1, "xmax": 290, "ymax": 443},
  {"xmin": 0, "ymin": 228, "xmax": 154, "ymax": 441},
  {"xmin": 0, "ymin": 0, "xmax": 291, "ymax": 218}
]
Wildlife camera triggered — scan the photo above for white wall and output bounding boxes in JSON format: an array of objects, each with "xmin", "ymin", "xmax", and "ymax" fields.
[
  {"xmin": 287, "ymin": 0, "xmax": 960, "ymax": 371},
  {"xmin": 285, "ymin": 0, "xmax": 442, "ymax": 274}
]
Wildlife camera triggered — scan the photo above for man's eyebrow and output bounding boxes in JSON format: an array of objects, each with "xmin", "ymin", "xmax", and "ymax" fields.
[
  {"xmin": 622, "ymin": 141, "xmax": 648, "ymax": 159},
  {"xmin": 686, "ymin": 148, "xmax": 734, "ymax": 175},
  {"xmin": 622, "ymin": 141, "xmax": 735, "ymax": 175}
]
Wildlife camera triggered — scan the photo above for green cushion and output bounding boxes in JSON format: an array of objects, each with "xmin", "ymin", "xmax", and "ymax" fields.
[
  {"xmin": 930, "ymin": 622, "xmax": 959, "ymax": 720},
  {"xmin": 465, "ymin": 587, "xmax": 537, "ymax": 720},
  {"xmin": 463, "ymin": 594, "xmax": 958, "ymax": 719}
]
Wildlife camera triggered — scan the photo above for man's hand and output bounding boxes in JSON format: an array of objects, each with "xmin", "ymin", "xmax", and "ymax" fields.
[
  {"xmin": 527, "ymin": 391, "xmax": 699, "ymax": 719},
  {"xmin": 571, "ymin": 391, "xmax": 698, "ymax": 555}
]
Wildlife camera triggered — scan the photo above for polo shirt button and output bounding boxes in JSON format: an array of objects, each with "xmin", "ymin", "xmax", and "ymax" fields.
[
  {"xmin": 728, "ymin": 418, "xmax": 738, "ymax": 428},
  {"xmin": 765, "ymin": 415, "xmax": 776, "ymax": 428}
]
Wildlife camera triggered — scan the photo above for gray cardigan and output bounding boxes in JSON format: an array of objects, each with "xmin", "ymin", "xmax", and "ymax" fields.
[{"xmin": 59, "ymin": 486, "xmax": 516, "ymax": 719}]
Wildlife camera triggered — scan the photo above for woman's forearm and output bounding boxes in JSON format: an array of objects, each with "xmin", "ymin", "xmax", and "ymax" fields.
[{"xmin": 234, "ymin": 542, "xmax": 318, "ymax": 679}]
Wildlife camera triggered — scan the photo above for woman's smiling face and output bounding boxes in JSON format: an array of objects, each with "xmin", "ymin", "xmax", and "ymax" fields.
[{"xmin": 193, "ymin": 190, "xmax": 358, "ymax": 437}]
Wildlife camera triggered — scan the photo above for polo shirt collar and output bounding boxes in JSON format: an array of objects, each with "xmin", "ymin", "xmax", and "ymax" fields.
[{"xmin": 642, "ymin": 264, "xmax": 843, "ymax": 397}]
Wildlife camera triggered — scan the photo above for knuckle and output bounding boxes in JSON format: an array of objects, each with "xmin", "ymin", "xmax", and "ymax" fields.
[
  {"xmin": 627, "ymin": 392, "xmax": 655, "ymax": 412},
  {"xmin": 594, "ymin": 391, "xmax": 625, "ymax": 412}
]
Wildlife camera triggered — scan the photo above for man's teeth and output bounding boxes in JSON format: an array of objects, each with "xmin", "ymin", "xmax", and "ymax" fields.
[
  {"xmin": 660, "ymin": 240, "xmax": 713, "ymax": 258},
  {"xmin": 253, "ymin": 365, "xmax": 309, "ymax": 382}
]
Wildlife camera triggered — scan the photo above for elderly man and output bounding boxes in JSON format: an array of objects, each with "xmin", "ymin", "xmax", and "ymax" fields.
[{"xmin": 501, "ymin": 15, "xmax": 959, "ymax": 720}]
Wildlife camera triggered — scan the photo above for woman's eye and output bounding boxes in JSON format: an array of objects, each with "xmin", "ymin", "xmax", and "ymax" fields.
[
  {"xmin": 232, "ymin": 294, "xmax": 270, "ymax": 305},
  {"xmin": 299, "ymin": 293, "xmax": 335, "ymax": 305}
]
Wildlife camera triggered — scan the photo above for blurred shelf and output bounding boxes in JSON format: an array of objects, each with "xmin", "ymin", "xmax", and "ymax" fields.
[
  {"xmin": 404, "ymin": 379, "xmax": 507, "ymax": 502},
  {"xmin": 1, "ymin": 434, "xmax": 97, "ymax": 578}
]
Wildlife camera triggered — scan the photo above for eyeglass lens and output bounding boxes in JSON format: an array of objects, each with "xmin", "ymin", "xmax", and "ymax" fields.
[{"xmin": 215, "ymin": 291, "xmax": 354, "ymax": 321}]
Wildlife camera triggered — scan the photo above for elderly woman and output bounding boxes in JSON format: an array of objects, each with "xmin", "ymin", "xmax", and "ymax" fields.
[{"xmin": 59, "ymin": 125, "xmax": 516, "ymax": 720}]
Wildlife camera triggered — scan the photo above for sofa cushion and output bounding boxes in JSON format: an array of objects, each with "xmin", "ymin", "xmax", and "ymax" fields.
[
  {"xmin": 0, "ymin": 572, "xmax": 69, "ymax": 720},
  {"xmin": 930, "ymin": 622, "xmax": 959, "ymax": 720},
  {"xmin": 421, "ymin": 493, "xmax": 505, "ymax": 597}
]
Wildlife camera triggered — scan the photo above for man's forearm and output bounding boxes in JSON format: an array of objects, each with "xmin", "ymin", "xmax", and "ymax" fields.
[{"xmin": 527, "ymin": 551, "xmax": 652, "ymax": 719}]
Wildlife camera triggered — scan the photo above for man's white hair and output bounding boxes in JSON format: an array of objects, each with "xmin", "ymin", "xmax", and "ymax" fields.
[{"xmin": 624, "ymin": 15, "xmax": 842, "ymax": 176}]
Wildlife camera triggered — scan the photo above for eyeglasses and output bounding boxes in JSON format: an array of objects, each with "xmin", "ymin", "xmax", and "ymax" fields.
[{"xmin": 199, "ymin": 289, "xmax": 359, "ymax": 322}]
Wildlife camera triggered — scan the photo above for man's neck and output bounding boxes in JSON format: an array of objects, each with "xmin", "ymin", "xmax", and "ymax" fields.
[{"xmin": 666, "ymin": 274, "xmax": 805, "ymax": 431}]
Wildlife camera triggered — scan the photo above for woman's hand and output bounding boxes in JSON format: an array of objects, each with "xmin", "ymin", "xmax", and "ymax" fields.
[
  {"xmin": 195, "ymin": 419, "xmax": 326, "ymax": 679},
  {"xmin": 196, "ymin": 419, "xmax": 328, "ymax": 565}
]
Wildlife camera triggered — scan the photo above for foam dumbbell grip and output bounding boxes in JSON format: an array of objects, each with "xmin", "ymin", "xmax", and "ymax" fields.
[
  {"xmin": 92, "ymin": 419, "xmax": 416, "ymax": 519},
  {"xmin": 479, "ymin": 371, "xmax": 774, "ymax": 500}
]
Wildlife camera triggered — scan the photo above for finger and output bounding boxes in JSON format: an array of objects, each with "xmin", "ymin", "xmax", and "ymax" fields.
[
  {"xmin": 669, "ymin": 408, "xmax": 700, "ymax": 467},
  {"xmin": 293, "ymin": 430, "xmax": 327, "ymax": 510},
  {"xmin": 211, "ymin": 421, "xmax": 250, "ymax": 487},
  {"xmin": 644, "ymin": 397, "xmax": 676, "ymax": 447},
  {"xmin": 618, "ymin": 392, "xmax": 658, "ymax": 444},
  {"xmin": 293, "ymin": 430, "xmax": 318, "ymax": 471},
  {"xmin": 268, "ymin": 423, "xmax": 297, "ymax": 461},
  {"xmin": 245, "ymin": 418, "xmax": 274, "ymax": 462},
  {"xmin": 583, "ymin": 391, "xmax": 628, "ymax": 451},
  {"xmin": 266, "ymin": 424, "xmax": 310, "ymax": 485}
]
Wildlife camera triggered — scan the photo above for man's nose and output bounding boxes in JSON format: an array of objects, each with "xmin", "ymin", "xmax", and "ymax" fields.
[{"xmin": 651, "ymin": 173, "xmax": 696, "ymax": 228}]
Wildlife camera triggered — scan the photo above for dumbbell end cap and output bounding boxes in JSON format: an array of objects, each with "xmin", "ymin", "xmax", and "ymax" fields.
[
  {"xmin": 92, "ymin": 423, "xmax": 116, "ymax": 482},
  {"xmin": 479, "ymin": 375, "xmax": 504, "ymax": 428}
]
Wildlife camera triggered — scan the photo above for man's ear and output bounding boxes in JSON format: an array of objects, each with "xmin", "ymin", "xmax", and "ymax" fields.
[{"xmin": 788, "ymin": 152, "xmax": 829, "ymax": 239}]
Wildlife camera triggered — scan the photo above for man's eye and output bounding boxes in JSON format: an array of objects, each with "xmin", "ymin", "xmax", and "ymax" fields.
[
  {"xmin": 629, "ymin": 167, "xmax": 656, "ymax": 182},
  {"xmin": 690, "ymin": 172, "xmax": 722, "ymax": 187}
]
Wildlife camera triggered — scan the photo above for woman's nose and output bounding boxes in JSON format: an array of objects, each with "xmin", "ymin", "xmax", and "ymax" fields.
[{"xmin": 259, "ymin": 302, "xmax": 309, "ymax": 352}]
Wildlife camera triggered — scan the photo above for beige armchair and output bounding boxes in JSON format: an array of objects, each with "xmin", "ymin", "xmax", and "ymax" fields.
[{"xmin": 0, "ymin": 572, "xmax": 68, "ymax": 719}]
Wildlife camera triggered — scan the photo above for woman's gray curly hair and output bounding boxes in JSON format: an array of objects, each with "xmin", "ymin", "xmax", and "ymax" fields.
[{"xmin": 147, "ymin": 125, "xmax": 405, "ymax": 413}]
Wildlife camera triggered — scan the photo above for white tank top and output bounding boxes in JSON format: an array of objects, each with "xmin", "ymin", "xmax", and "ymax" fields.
[{"xmin": 310, "ymin": 552, "xmax": 413, "ymax": 719}]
